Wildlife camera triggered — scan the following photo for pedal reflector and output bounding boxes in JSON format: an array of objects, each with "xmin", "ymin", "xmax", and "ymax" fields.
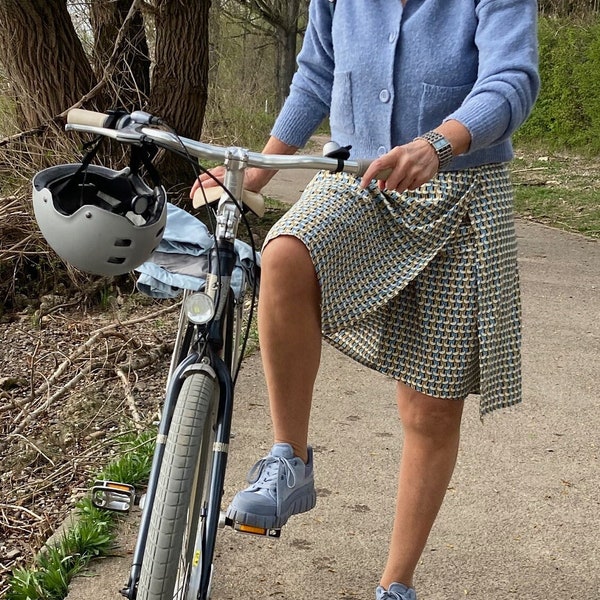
[
  {"xmin": 237, "ymin": 523, "xmax": 268, "ymax": 535},
  {"xmin": 221, "ymin": 514, "xmax": 282, "ymax": 537},
  {"xmin": 233, "ymin": 522, "xmax": 281, "ymax": 538}
]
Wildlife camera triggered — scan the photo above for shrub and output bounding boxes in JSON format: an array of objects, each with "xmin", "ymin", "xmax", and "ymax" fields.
[{"xmin": 517, "ymin": 15, "xmax": 600, "ymax": 153}]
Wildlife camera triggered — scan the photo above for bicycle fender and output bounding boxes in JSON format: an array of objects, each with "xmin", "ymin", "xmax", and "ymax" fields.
[{"xmin": 181, "ymin": 362, "xmax": 217, "ymax": 381}]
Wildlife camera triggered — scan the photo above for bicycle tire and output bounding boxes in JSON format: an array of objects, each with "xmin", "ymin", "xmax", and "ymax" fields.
[{"xmin": 137, "ymin": 369, "xmax": 218, "ymax": 600}]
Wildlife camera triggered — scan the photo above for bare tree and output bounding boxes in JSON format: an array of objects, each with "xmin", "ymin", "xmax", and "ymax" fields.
[
  {"xmin": 225, "ymin": 0, "xmax": 309, "ymax": 109},
  {"xmin": 0, "ymin": 0, "xmax": 211, "ymax": 183},
  {"xmin": 89, "ymin": 0, "xmax": 151, "ymax": 109}
]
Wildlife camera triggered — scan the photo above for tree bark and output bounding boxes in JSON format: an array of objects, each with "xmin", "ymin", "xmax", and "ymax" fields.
[
  {"xmin": 89, "ymin": 0, "xmax": 151, "ymax": 109},
  {"xmin": 274, "ymin": 4, "xmax": 300, "ymax": 110},
  {"xmin": 148, "ymin": 0, "xmax": 211, "ymax": 187},
  {"xmin": 0, "ymin": 0, "xmax": 96, "ymax": 128},
  {"xmin": 150, "ymin": 0, "xmax": 210, "ymax": 138}
]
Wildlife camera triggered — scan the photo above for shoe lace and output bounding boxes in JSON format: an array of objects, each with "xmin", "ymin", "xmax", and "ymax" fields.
[
  {"xmin": 379, "ymin": 589, "xmax": 414, "ymax": 600},
  {"xmin": 247, "ymin": 454, "xmax": 297, "ymax": 490}
]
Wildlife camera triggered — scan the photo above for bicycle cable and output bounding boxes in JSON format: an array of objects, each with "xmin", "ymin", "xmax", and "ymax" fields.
[{"xmin": 157, "ymin": 120, "xmax": 259, "ymax": 385}]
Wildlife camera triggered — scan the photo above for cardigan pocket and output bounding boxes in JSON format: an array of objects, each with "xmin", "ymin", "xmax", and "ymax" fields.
[
  {"xmin": 330, "ymin": 71, "xmax": 355, "ymax": 135},
  {"xmin": 418, "ymin": 82, "xmax": 474, "ymax": 133}
]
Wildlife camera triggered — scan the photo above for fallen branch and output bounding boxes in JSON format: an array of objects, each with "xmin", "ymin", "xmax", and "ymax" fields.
[
  {"xmin": 0, "ymin": 503, "xmax": 44, "ymax": 522},
  {"xmin": 116, "ymin": 367, "xmax": 143, "ymax": 431},
  {"xmin": 33, "ymin": 302, "xmax": 179, "ymax": 401}
]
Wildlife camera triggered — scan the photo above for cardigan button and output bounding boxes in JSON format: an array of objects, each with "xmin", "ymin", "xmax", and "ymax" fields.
[
  {"xmin": 377, "ymin": 146, "xmax": 387, "ymax": 156},
  {"xmin": 379, "ymin": 89, "xmax": 391, "ymax": 103}
]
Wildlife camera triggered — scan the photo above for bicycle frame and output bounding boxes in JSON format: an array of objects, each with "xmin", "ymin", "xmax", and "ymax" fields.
[{"xmin": 64, "ymin": 108, "xmax": 376, "ymax": 600}]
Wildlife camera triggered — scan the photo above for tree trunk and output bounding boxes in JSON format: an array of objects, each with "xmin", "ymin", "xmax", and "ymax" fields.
[
  {"xmin": 275, "ymin": 20, "xmax": 298, "ymax": 109},
  {"xmin": 150, "ymin": 0, "xmax": 210, "ymax": 137},
  {"xmin": 148, "ymin": 0, "xmax": 211, "ymax": 188},
  {"xmin": 0, "ymin": 0, "xmax": 96, "ymax": 128},
  {"xmin": 89, "ymin": 0, "xmax": 151, "ymax": 110},
  {"xmin": 229, "ymin": 0, "xmax": 304, "ymax": 109},
  {"xmin": 275, "ymin": 0, "xmax": 300, "ymax": 109}
]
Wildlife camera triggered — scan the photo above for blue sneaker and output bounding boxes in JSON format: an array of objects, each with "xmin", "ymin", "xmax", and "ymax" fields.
[
  {"xmin": 376, "ymin": 583, "xmax": 417, "ymax": 600},
  {"xmin": 226, "ymin": 443, "xmax": 316, "ymax": 529}
]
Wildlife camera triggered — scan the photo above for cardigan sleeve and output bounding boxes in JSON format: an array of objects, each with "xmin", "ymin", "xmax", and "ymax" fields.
[
  {"xmin": 271, "ymin": 0, "xmax": 334, "ymax": 148},
  {"xmin": 445, "ymin": 0, "xmax": 540, "ymax": 153}
]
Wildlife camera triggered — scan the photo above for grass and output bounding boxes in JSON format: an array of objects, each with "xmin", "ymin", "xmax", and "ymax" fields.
[
  {"xmin": 513, "ymin": 184, "xmax": 600, "ymax": 237},
  {"xmin": 510, "ymin": 144, "xmax": 600, "ymax": 239},
  {"xmin": 7, "ymin": 500, "xmax": 115, "ymax": 600},
  {"xmin": 6, "ymin": 430, "xmax": 156, "ymax": 600}
]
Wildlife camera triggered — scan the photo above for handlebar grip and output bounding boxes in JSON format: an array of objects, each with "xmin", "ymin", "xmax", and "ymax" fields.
[
  {"xmin": 374, "ymin": 167, "xmax": 392, "ymax": 180},
  {"xmin": 66, "ymin": 108, "xmax": 111, "ymax": 128},
  {"xmin": 355, "ymin": 159, "xmax": 372, "ymax": 177},
  {"xmin": 355, "ymin": 159, "xmax": 392, "ymax": 181}
]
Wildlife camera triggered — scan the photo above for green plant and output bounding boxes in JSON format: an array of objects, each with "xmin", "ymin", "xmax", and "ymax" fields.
[
  {"xmin": 6, "ymin": 501, "xmax": 114, "ymax": 600},
  {"xmin": 99, "ymin": 429, "xmax": 156, "ymax": 484},
  {"xmin": 517, "ymin": 16, "xmax": 600, "ymax": 153},
  {"xmin": 6, "ymin": 430, "xmax": 156, "ymax": 600}
]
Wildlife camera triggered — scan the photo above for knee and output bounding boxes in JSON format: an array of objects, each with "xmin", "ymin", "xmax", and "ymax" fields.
[
  {"xmin": 262, "ymin": 235, "xmax": 317, "ymax": 283},
  {"xmin": 396, "ymin": 383, "xmax": 464, "ymax": 440}
]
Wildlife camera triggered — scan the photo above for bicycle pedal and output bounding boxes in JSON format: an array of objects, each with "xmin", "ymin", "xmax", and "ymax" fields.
[
  {"xmin": 223, "ymin": 515, "xmax": 281, "ymax": 538},
  {"xmin": 91, "ymin": 480, "xmax": 135, "ymax": 512}
]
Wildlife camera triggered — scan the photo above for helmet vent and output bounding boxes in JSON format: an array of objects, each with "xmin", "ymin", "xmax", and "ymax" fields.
[
  {"xmin": 114, "ymin": 238, "xmax": 132, "ymax": 247},
  {"xmin": 107, "ymin": 256, "xmax": 126, "ymax": 264}
]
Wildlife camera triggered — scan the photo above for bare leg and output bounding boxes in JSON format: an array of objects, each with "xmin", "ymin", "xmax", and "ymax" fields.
[
  {"xmin": 258, "ymin": 235, "xmax": 321, "ymax": 463},
  {"xmin": 380, "ymin": 382, "xmax": 464, "ymax": 589}
]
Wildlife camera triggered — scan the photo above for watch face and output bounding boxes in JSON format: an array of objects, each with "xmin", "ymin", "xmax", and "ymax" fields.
[{"xmin": 417, "ymin": 132, "xmax": 453, "ymax": 168}]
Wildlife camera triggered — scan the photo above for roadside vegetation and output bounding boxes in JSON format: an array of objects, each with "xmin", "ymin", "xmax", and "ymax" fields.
[
  {"xmin": 7, "ymin": 431, "xmax": 155, "ymax": 600},
  {"xmin": 1, "ymin": 3, "xmax": 600, "ymax": 599}
]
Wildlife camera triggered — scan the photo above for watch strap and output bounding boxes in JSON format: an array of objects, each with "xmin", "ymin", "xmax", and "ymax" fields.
[{"xmin": 415, "ymin": 131, "xmax": 453, "ymax": 170}]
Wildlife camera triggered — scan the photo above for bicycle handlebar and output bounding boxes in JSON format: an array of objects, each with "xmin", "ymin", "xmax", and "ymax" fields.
[
  {"xmin": 66, "ymin": 109, "xmax": 378, "ymax": 178},
  {"xmin": 67, "ymin": 108, "xmax": 111, "ymax": 128}
]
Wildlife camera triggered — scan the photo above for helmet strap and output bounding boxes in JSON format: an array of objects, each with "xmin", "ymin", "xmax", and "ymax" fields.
[{"xmin": 129, "ymin": 144, "xmax": 162, "ymax": 189}]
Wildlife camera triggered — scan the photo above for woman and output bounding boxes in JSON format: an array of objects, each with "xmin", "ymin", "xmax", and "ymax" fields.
[{"xmin": 192, "ymin": 1, "xmax": 539, "ymax": 598}]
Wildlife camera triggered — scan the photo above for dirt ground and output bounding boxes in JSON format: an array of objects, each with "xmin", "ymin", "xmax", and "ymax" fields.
[{"xmin": 0, "ymin": 295, "xmax": 181, "ymax": 594}]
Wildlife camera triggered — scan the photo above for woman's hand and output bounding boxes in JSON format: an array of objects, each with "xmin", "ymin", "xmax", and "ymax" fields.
[
  {"xmin": 189, "ymin": 165, "xmax": 273, "ymax": 201},
  {"xmin": 359, "ymin": 120, "xmax": 471, "ymax": 193},
  {"xmin": 190, "ymin": 166, "xmax": 225, "ymax": 200},
  {"xmin": 359, "ymin": 138, "xmax": 439, "ymax": 193}
]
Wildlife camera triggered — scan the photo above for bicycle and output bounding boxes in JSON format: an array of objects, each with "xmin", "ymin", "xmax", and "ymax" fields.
[{"xmin": 44, "ymin": 108, "xmax": 380, "ymax": 600}]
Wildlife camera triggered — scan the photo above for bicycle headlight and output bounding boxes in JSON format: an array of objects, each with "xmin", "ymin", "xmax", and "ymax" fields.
[{"xmin": 184, "ymin": 292, "xmax": 215, "ymax": 325}]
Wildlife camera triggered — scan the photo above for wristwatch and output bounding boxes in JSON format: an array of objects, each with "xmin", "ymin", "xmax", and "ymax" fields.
[{"xmin": 415, "ymin": 131, "xmax": 453, "ymax": 170}]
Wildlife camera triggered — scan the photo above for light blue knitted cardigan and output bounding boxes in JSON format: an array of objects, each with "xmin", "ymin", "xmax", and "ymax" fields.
[{"xmin": 271, "ymin": 0, "xmax": 540, "ymax": 170}]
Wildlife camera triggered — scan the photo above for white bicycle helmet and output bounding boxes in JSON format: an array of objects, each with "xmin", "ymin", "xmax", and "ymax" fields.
[{"xmin": 32, "ymin": 163, "xmax": 167, "ymax": 276}]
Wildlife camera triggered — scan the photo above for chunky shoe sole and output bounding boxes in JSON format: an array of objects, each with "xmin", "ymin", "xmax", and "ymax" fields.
[{"xmin": 226, "ymin": 485, "xmax": 317, "ymax": 529}]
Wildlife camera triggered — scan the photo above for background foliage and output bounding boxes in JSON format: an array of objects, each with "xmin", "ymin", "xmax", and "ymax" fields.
[{"xmin": 517, "ymin": 16, "xmax": 600, "ymax": 152}]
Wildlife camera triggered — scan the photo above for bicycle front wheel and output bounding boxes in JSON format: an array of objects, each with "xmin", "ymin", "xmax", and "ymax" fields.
[{"xmin": 137, "ymin": 368, "xmax": 218, "ymax": 600}]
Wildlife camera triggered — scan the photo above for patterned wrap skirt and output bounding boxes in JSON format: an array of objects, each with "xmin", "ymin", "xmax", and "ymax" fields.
[{"xmin": 264, "ymin": 165, "xmax": 521, "ymax": 417}]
